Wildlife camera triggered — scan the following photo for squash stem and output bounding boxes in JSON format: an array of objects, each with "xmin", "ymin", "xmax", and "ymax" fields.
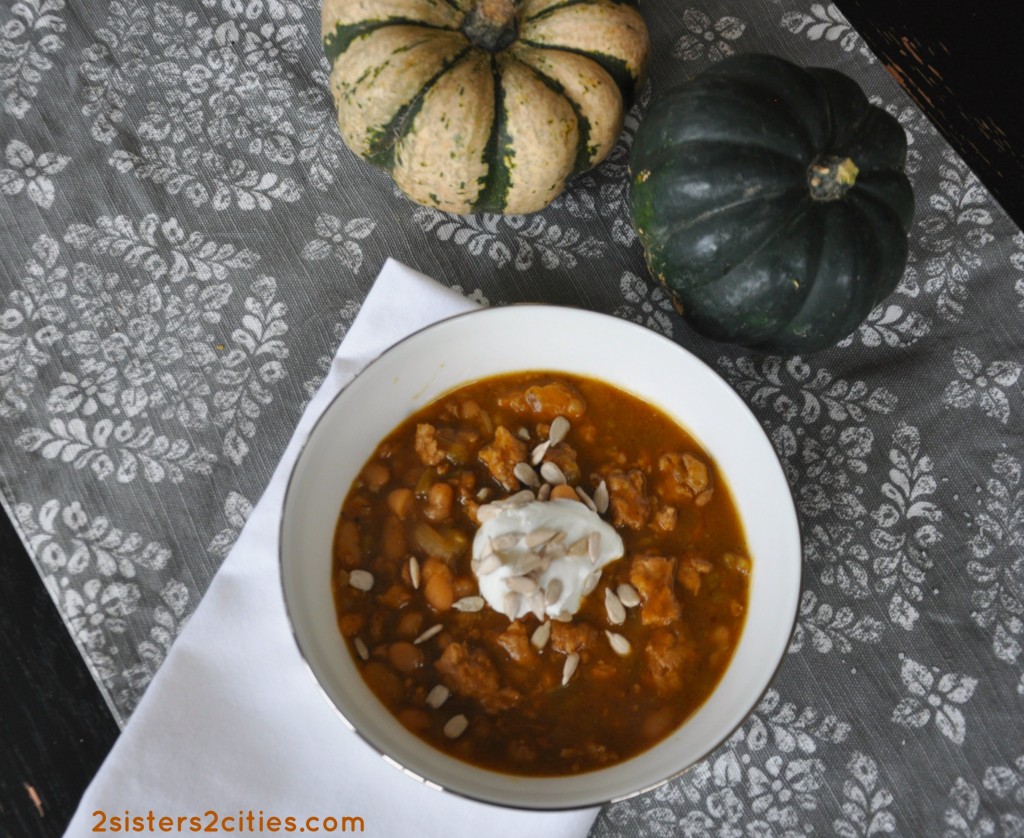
[
  {"xmin": 463, "ymin": 0, "xmax": 518, "ymax": 51},
  {"xmin": 807, "ymin": 155, "xmax": 860, "ymax": 201}
]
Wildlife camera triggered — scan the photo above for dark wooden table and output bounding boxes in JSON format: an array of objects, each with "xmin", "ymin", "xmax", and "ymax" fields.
[
  {"xmin": 839, "ymin": 0, "xmax": 1024, "ymax": 230},
  {"xmin": 3, "ymin": 3, "xmax": 1023, "ymax": 835}
]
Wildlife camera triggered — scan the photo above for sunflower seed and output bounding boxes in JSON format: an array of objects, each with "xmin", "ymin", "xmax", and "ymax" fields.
[
  {"xmin": 537, "ymin": 482, "xmax": 551, "ymax": 501},
  {"xmin": 605, "ymin": 631, "xmax": 631, "ymax": 656},
  {"xmin": 540, "ymin": 461, "xmax": 566, "ymax": 485},
  {"xmin": 576, "ymin": 485, "xmax": 598, "ymax": 512},
  {"xmin": 476, "ymin": 487, "xmax": 493, "ymax": 502},
  {"xmin": 512, "ymin": 553, "xmax": 543, "ymax": 575},
  {"xmin": 554, "ymin": 610, "xmax": 574, "ymax": 622},
  {"xmin": 594, "ymin": 480, "xmax": 609, "ymax": 514},
  {"xmin": 354, "ymin": 637, "xmax": 369, "ymax": 661},
  {"xmin": 513, "ymin": 461, "xmax": 541, "ymax": 489},
  {"xmin": 453, "ymin": 596, "xmax": 485, "ymax": 612},
  {"xmin": 503, "ymin": 591, "xmax": 521, "ymax": 621},
  {"xmin": 529, "ymin": 591, "xmax": 546, "ymax": 620},
  {"xmin": 549, "ymin": 416, "xmax": 570, "ymax": 445},
  {"xmin": 531, "ymin": 440, "xmax": 551, "ymax": 465},
  {"xmin": 443, "ymin": 714, "xmax": 469, "ymax": 739},
  {"xmin": 695, "ymin": 489, "xmax": 714, "ymax": 507},
  {"xmin": 605, "ymin": 588, "xmax": 626, "ymax": 625},
  {"xmin": 409, "ymin": 557, "xmax": 420, "ymax": 590},
  {"xmin": 414, "ymin": 624, "xmax": 443, "ymax": 645},
  {"xmin": 499, "ymin": 489, "xmax": 536, "ymax": 506},
  {"xmin": 476, "ymin": 554, "xmax": 501, "ymax": 576},
  {"xmin": 588, "ymin": 532, "xmax": 601, "ymax": 563},
  {"xmin": 505, "ymin": 575, "xmax": 539, "ymax": 595},
  {"xmin": 562, "ymin": 652, "xmax": 579, "ymax": 685},
  {"xmin": 616, "ymin": 583, "xmax": 641, "ymax": 608},
  {"xmin": 545, "ymin": 578, "xmax": 564, "ymax": 606},
  {"xmin": 426, "ymin": 684, "xmax": 450, "ymax": 709},
  {"xmin": 516, "ymin": 427, "xmax": 531, "ymax": 441},
  {"xmin": 349, "ymin": 570, "xmax": 374, "ymax": 592},
  {"xmin": 583, "ymin": 570, "xmax": 601, "ymax": 596},
  {"xmin": 540, "ymin": 539, "xmax": 566, "ymax": 561},
  {"xmin": 531, "ymin": 621, "xmax": 551, "ymax": 650},
  {"xmin": 492, "ymin": 531, "xmax": 523, "ymax": 551},
  {"xmin": 567, "ymin": 537, "xmax": 589, "ymax": 557},
  {"xmin": 525, "ymin": 527, "xmax": 559, "ymax": 548},
  {"xmin": 476, "ymin": 504, "xmax": 500, "ymax": 523}
]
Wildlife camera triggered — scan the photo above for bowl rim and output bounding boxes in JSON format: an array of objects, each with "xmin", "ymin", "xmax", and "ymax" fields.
[{"xmin": 278, "ymin": 302, "xmax": 802, "ymax": 810}]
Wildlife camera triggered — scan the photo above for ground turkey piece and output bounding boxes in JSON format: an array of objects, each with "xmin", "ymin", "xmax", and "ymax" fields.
[
  {"xmin": 496, "ymin": 621, "xmax": 536, "ymax": 665},
  {"xmin": 478, "ymin": 426, "xmax": 528, "ymax": 491},
  {"xmin": 549, "ymin": 620, "xmax": 599, "ymax": 654},
  {"xmin": 542, "ymin": 443, "xmax": 580, "ymax": 484},
  {"xmin": 657, "ymin": 452, "xmax": 711, "ymax": 502},
  {"xmin": 629, "ymin": 555, "xmax": 682, "ymax": 625},
  {"xmin": 436, "ymin": 642, "xmax": 521, "ymax": 713},
  {"xmin": 415, "ymin": 424, "xmax": 444, "ymax": 466},
  {"xmin": 644, "ymin": 628, "xmax": 696, "ymax": 695},
  {"xmin": 651, "ymin": 505, "xmax": 678, "ymax": 533},
  {"xmin": 497, "ymin": 381, "xmax": 587, "ymax": 419},
  {"xmin": 607, "ymin": 469, "xmax": 651, "ymax": 529}
]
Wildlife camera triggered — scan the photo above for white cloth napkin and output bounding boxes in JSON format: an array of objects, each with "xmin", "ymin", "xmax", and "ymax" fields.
[{"xmin": 65, "ymin": 260, "xmax": 599, "ymax": 837}]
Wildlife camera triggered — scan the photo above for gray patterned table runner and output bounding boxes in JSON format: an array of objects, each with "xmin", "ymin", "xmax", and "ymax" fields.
[{"xmin": 1, "ymin": 1, "xmax": 1022, "ymax": 833}]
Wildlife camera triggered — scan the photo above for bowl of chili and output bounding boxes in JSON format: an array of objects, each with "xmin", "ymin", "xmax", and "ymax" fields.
[{"xmin": 280, "ymin": 305, "xmax": 801, "ymax": 809}]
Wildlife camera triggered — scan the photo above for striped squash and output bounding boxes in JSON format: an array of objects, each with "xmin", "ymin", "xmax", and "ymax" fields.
[{"xmin": 322, "ymin": 0, "xmax": 649, "ymax": 214}]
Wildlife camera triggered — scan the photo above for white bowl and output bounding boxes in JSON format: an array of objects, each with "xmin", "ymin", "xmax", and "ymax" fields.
[{"xmin": 280, "ymin": 305, "xmax": 801, "ymax": 809}]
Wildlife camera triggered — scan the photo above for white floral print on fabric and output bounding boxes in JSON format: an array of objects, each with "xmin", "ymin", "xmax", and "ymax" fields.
[
  {"xmin": 789, "ymin": 589, "xmax": 885, "ymax": 655},
  {"xmin": 985, "ymin": 753, "xmax": 1024, "ymax": 810},
  {"xmin": 64, "ymin": 214, "xmax": 260, "ymax": 282},
  {"xmin": 11, "ymin": 225, "xmax": 289, "ymax": 477},
  {"xmin": 781, "ymin": 3, "xmax": 876, "ymax": 62},
  {"xmin": 300, "ymin": 301, "xmax": 360, "ymax": 399},
  {"xmin": 0, "ymin": 234, "xmax": 67, "ymax": 417},
  {"xmin": 872, "ymin": 95, "xmax": 940, "ymax": 179},
  {"xmin": 836, "ymin": 301, "xmax": 931, "ymax": 350},
  {"xmin": 300, "ymin": 301, "xmax": 360, "ymax": 400},
  {"xmin": 207, "ymin": 491, "xmax": 254, "ymax": 558},
  {"xmin": 0, "ymin": 0, "xmax": 65, "ymax": 119},
  {"xmin": 80, "ymin": 0, "xmax": 306, "ymax": 210},
  {"xmin": 597, "ymin": 689, "xmax": 849, "ymax": 836},
  {"xmin": 295, "ymin": 62, "xmax": 349, "ymax": 192},
  {"xmin": 869, "ymin": 423, "xmax": 943, "ymax": 631},
  {"xmin": 943, "ymin": 347, "xmax": 1022, "ymax": 425},
  {"xmin": 412, "ymin": 208, "xmax": 606, "ymax": 272},
  {"xmin": 14, "ymin": 497, "xmax": 190, "ymax": 710},
  {"xmin": 943, "ymin": 778, "xmax": 993, "ymax": 838},
  {"xmin": 613, "ymin": 271, "xmax": 676, "ymax": 337},
  {"xmin": 672, "ymin": 9, "xmax": 746, "ymax": 62},
  {"xmin": 0, "ymin": 138, "xmax": 68, "ymax": 208},
  {"xmin": 718, "ymin": 356, "xmax": 944, "ymax": 633},
  {"xmin": 834, "ymin": 752, "xmax": 897, "ymax": 837},
  {"xmin": 1012, "ymin": 231, "xmax": 1024, "ymax": 310},
  {"xmin": 941, "ymin": 757, "xmax": 1024, "ymax": 837},
  {"xmin": 301, "ymin": 214, "xmax": 377, "ymax": 275},
  {"xmin": 909, "ymin": 148, "xmax": 996, "ymax": 322},
  {"xmin": 892, "ymin": 655, "xmax": 978, "ymax": 745},
  {"xmin": 968, "ymin": 454, "xmax": 1024, "ymax": 668}
]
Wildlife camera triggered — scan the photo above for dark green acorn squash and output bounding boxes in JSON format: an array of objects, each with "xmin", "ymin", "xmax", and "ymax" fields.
[{"xmin": 630, "ymin": 54, "xmax": 914, "ymax": 354}]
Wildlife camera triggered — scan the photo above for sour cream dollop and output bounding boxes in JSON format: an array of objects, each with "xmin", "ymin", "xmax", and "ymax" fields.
[{"xmin": 472, "ymin": 498, "xmax": 624, "ymax": 620}]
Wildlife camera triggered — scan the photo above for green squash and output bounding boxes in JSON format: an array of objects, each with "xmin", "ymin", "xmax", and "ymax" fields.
[
  {"xmin": 322, "ymin": 0, "xmax": 649, "ymax": 215},
  {"xmin": 630, "ymin": 54, "xmax": 914, "ymax": 354}
]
